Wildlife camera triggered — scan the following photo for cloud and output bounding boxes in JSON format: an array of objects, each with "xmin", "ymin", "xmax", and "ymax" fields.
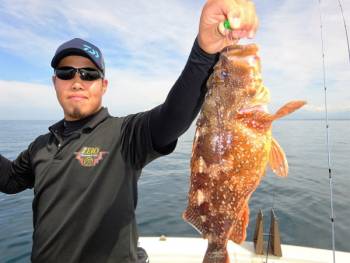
[
  {"xmin": 103, "ymin": 68, "xmax": 179, "ymax": 116},
  {"xmin": 255, "ymin": 0, "xmax": 350, "ymax": 110},
  {"xmin": 0, "ymin": 80, "xmax": 60, "ymax": 120},
  {"xmin": 304, "ymin": 103, "xmax": 350, "ymax": 113},
  {"xmin": 0, "ymin": 71, "xmax": 178, "ymax": 120},
  {"xmin": 0, "ymin": 80, "xmax": 55, "ymax": 107},
  {"xmin": 0, "ymin": 0, "xmax": 200, "ymax": 70},
  {"xmin": 0, "ymin": 0, "xmax": 349, "ymax": 119}
]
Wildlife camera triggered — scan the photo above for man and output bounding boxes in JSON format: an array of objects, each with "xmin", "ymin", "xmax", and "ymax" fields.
[{"xmin": 0, "ymin": 0, "xmax": 257, "ymax": 262}]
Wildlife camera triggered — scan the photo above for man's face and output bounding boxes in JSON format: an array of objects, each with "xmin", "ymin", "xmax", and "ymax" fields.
[{"xmin": 52, "ymin": 55, "xmax": 108, "ymax": 121}]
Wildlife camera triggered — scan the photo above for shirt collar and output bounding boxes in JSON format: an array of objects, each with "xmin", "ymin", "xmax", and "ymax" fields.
[{"xmin": 49, "ymin": 107, "xmax": 110, "ymax": 135}]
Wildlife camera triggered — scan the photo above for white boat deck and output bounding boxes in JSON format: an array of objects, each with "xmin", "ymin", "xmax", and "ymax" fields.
[{"xmin": 138, "ymin": 236, "xmax": 350, "ymax": 263}]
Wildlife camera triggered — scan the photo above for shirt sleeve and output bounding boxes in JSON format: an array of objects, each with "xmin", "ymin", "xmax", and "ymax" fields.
[
  {"xmin": 120, "ymin": 37, "xmax": 219, "ymax": 170},
  {"xmin": 149, "ymin": 37, "xmax": 219, "ymax": 153},
  {"xmin": 120, "ymin": 110, "xmax": 175, "ymax": 170},
  {"xmin": 0, "ymin": 144, "xmax": 35, "ymax": 194}
]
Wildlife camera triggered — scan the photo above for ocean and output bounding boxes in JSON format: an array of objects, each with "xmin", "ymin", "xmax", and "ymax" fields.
[{"xmin": 0, "ymin": 119, "xmax": 349, "ymax": 262}]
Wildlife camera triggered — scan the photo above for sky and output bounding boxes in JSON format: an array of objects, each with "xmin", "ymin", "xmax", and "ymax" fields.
[{"xmin": 0, "ymin": 0, "xmax": 349, "ymax": 120}]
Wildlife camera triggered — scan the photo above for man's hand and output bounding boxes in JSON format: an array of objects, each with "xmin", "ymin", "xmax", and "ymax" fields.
[{"xmin": 198, "ymin": 0, "xmax": 258, "ymax": 54}]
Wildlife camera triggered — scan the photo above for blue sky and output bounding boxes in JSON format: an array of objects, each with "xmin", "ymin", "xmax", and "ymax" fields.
[{"xmin": 0, "ymin": 0, "xmax": 349, "ymax": 120}]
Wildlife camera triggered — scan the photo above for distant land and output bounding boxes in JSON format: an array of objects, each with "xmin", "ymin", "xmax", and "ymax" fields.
[
  {"xmin": 283, "ymin": 110, "xmax": 350, "ymax": 120},
  {"xmin": 0, "ymin": 110, "xmax": 349, "ymax": 121}
]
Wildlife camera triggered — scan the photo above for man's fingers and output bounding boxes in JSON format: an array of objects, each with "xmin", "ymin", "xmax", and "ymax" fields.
[
  {"xmin": 227, "ymin": 31, "xmax": 240, "ymax": 45},
  {"xmin": 227, "ymin": 9, "xmax": 241, "ymax": 30},
  {"xmin": 225, "ymin": 0, "xmax": 257, "ymax": 37},
  {"xmin": 217, "ymin": 21, "xmax": 228, "ymax": 36},
  {"xmin": 243, "ymin": 1, "xmax": 253, "ymax": 29},
  {"xmin": 246, "ymin": 1, "xmax": 258, "ymax": 37}
]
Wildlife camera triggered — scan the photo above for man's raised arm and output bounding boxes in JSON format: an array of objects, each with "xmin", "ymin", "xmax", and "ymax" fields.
[
  {"xmin": 149, "ymin": 38, "xmax": 218, "ymax": 153},
  {"xmin": 149, "ymin": 0, "xmax": 258, "ymax": 152}
]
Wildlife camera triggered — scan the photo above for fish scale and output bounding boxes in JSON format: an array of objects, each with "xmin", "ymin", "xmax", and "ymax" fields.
[{"xmin": 183, "ymin": 44, "xmax": 306, "ymax": 263}]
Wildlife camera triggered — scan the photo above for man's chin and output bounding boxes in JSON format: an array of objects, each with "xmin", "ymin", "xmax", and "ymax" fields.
[{"xmin": 65, "ymin": 108, "xmax": 86, "ymax": 121}]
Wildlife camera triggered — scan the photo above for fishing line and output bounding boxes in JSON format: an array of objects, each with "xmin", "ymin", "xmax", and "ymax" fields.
[
  {"xmin": 336, "ymin": 0, "xmax": 350, "ymax": 65},
  {"xmin": 317, "ymin": 1, "xmax": 336, "ymax": 262}
]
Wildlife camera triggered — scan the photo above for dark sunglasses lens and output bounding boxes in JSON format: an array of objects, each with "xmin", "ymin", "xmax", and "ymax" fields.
[
  {"xmin": 79, "ymin": 68, "xmax": 102, "ymax": 81},
  {"xmin": 55, "ymin": 67, "xmax": 76, "ymax": 80}
]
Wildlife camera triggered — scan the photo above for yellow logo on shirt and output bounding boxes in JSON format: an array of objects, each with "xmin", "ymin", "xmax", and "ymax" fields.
[{"xmin": 75, "ymin": 147, "xmax": 108, "ymax": 167}]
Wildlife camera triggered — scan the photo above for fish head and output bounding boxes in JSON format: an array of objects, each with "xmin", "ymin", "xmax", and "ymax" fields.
[{"xmin": 209, "ymin": 44, "xmax": 271, "ymax": 119}]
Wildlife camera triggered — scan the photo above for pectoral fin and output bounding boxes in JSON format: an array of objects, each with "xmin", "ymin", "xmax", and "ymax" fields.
[
  {"xmin": 269, "ymin": 138, "xmax": 288, "ymax": 177},
  {"xmin": 272, "ymin": 100, "xmax": 306, "ymax": 120}
]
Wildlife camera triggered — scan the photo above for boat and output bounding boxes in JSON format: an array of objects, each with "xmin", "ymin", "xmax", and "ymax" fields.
[
  {"xmin": 138, "ymin": 236, "xmax": 350, "ymax": 263},
  {"xmin": 138, "ymin": 209, "xmax": 350, "ymax": 263}
]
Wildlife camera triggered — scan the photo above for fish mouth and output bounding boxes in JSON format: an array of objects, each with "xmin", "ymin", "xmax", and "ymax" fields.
[{"xmin": 238, "ymin": 104, "xmax": 268, "ymax": 114}]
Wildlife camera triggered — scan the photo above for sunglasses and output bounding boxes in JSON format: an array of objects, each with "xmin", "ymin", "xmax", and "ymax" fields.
[{"xmin": 55, "ymin": 67, "xmax": 104, "ymax": 81}]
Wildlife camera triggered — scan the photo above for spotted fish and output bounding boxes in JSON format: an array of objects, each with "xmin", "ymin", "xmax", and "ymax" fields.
[{"xmin": 183, "ymin": 44, "xmax": 306, "ymax": 263}]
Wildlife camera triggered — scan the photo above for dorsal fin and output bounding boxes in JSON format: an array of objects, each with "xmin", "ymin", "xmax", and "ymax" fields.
[
  {"xmin": 269, "ymin": 137, "xmax": 288, "ymax": 177},
  {"xmin": 272, "ymin": 101, "xmax": 306, "ymax": 120}
]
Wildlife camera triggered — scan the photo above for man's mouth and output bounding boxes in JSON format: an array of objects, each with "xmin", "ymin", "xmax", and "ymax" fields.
[{"xmin": 68, "ymin": 95, "xmax": 88, "ymax": 101}]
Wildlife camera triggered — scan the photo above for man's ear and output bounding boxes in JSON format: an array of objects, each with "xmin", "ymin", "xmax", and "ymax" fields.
[
  {"xmin": 102, "ymin": 79, "xmax": 108, "ymax": 94},
  {"xmin": 52, "ymin": 75, "xmax": 56, "ymax": 86}
]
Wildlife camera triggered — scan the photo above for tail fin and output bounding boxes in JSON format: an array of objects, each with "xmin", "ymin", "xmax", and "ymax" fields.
[
  {"xmin": 203, "ymin": 242, "xmax": 230, "ymax": 263},
  {"xmin": 272, "ymin": 100, "xmax": 306, "ymax": 120}
]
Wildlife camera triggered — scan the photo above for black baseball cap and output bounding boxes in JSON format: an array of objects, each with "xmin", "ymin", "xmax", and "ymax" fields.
[{"xmin": 51, "ymin": 38, "xmax": 105, "ymax": 75}]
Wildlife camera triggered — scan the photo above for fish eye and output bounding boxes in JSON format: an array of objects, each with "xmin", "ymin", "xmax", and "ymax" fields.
[{"xmin": 221, "ymin": 71, "xmax": 228, "ymax": 78}]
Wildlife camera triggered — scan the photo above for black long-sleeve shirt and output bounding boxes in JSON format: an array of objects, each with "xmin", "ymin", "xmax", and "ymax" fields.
[
  {"xmin": 150, "ymin": 38, "xmax": 219, "ymax": 151},
  {"xmin": 0, "ymin": 38, "xmax": 219, "ymax": 262}
]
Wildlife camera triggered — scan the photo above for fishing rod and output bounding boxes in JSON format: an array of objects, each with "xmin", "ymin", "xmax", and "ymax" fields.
[
  {"xmin": 318, "ymin": 1, "xmax": 336, "ymax": 262},
  {"xmin": 336, "ymin": 0, "xmax": 350, "ymax": 65}
]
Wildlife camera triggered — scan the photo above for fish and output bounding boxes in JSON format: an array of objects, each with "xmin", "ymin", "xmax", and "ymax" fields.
[{"xmin": 183, "ymin": 44, "xmax": 306, "ymax": 263}]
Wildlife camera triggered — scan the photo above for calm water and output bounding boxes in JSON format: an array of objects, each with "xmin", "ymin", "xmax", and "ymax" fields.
[{"xmin": 0, "ymin": 120, "xmax": 349, "ymax": 262}]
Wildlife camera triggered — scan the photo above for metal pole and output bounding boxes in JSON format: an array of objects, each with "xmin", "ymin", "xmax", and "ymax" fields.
[{"xmin": 318, "ymin": 1, "xmax": 336, "ymax": 262}]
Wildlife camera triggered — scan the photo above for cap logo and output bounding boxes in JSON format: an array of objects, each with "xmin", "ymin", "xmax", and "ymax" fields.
[{"xmin": 82, "ymin": 44, "xmax": 100, "ymax": 59}]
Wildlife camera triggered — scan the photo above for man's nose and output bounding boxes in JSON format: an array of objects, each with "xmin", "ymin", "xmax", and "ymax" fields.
[{"xmin": 71, "ymin": 71, "xmax": 84, "ymax": 90}]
